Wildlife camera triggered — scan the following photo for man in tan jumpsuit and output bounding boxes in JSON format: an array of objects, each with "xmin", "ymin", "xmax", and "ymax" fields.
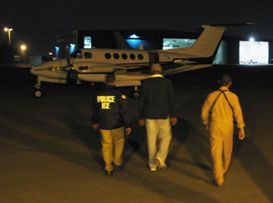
[{"xmin": 201, "ymin": 74, "xmax": 245, "ymax": 186}]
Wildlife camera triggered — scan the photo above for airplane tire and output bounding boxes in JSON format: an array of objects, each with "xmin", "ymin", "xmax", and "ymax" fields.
[{"xmin": 33, "ymin": 89, "xmax": 43, "ymax": 98}]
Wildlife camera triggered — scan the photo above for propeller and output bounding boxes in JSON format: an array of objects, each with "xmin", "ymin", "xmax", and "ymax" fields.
[{"xmin": 64, "ymin": 45, "xmax": 78, "ymax": 85}]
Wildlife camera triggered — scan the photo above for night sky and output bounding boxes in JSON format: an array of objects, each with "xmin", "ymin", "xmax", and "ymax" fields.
[{"xmin": 1, "ymin": 0, "xmax": 273, "ymax": 55}]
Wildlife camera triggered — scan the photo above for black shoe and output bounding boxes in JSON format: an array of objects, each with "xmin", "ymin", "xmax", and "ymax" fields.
[{"xmin": 105, "ymin": 170, "xmax": 113, "ymax": 176}]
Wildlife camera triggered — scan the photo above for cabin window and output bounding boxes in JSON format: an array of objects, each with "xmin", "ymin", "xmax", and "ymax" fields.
[
  {"xmin": 122, "ymin": 53, "xmax": 128, "ymax": 59},
  {"xmin": 113, "ymin": 53, "xmax": 120, "ymax": 59},
  {"xmin": 129, "ymin": 53, "xmax": 136, "ymax": 60},
  {"xmin": 105, "ymin": 53, "xmax": 111, "ymax": 59},
  {"xmin": 138, "ymin": 54, "xmax": 144, "ymax": 60},
  {"xmin": 84, "ymin": 52, "xmax": 92, "ymax": 58}
]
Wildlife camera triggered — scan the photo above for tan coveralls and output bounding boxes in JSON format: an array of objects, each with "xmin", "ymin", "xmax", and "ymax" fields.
[{"xmin": 201, "ymin": 86, "xmax": 245, "ymax": 184}]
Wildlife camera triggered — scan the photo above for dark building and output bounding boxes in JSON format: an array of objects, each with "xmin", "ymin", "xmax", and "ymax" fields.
[
  {"xmin": 0, "ymin": 45, "xmax": 15, "ymax": 64},
  {"xmin": 55, "ymin": 29, "xmax": 273, "ymax": 65}
]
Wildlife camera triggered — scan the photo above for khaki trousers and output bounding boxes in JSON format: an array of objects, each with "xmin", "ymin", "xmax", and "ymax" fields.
[
  {"xmin": 100, "ymin": 127, "xmax": 125, "ymax": 171},
  {"xmin": 146, "ymin": 118, "xmax": 172, "ymax": 168},
  {"xmin": 209, "ymin": 121, "xmax": 234, "ymax": 184}
]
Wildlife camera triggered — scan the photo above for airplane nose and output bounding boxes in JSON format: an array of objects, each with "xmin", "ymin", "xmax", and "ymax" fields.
[
  {"xmin": 30, "ymin": 67, "xmax": 36, "ymax": 74},
  {"xmin": 30, "ymin": 65, "xmax": 41, "ymax": 75}
]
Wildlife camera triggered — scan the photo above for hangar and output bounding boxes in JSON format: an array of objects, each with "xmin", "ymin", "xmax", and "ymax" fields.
[{"xmin": 55, "ymin": 29, "xmax": 273, "ymax": 65}]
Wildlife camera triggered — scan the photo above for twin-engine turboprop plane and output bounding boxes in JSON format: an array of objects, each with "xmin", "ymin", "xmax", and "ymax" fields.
[{"xmin": 30, "ymin": 23, "xmax": 252, "ymax": 98}]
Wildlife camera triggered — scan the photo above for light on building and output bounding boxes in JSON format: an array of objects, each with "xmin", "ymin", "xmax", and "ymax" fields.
[
  {"xmin": 55, "ymin": 46, "xmax": 60, "ymax": 58},
  {"xmin": 69, "ymin": 44, "xmax": 76, "ymax": 54},
  {"xmin": 3, "ymin": 27, "xmax": 13, "ymax": 45},
  {"xmin": 249, "ymin": 37, "xmax": 255, "ymax": 42},
  {"xmin": 20, "ymin": 44, "xmax": 27, "ymax": 52},
  {"xmin": 129, "ymin": 34, "xmax": 140, "ymax": 39}
]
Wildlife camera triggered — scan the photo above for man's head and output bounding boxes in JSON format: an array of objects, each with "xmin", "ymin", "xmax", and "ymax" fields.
[
  {"xmin": 105, "ymin": 74, "xmax": 116, "ymax": 85},
  {"xmin": 219, "ymin": 74, "xmax": 232, "ymax": 87},
  {"xmin": 151, "ymin": 63, "xmax": 163, "ymax": 74}
]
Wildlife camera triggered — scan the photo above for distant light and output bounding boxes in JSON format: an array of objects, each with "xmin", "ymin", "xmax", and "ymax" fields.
[
  {"xmin": 20, "ymin": 44, "xmax": 27, "ymax": 52},
  {"xmin": 129, "ymin": 34, "xmax": 140, "ymax": 39},
  {"xmin": 249, "ymin": 37, "xmax": 255, "ymax": 42},
  {"xmin": 49, "ymin": 52, "xmax": 53, "ymax": 56},
  {"xmin": 4, "ymin": 27, "xmax": 13, "ymax": 32}
]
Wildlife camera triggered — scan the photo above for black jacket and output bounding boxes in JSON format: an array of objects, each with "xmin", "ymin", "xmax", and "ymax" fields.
[
  {"xmin": 139, "ymin": 74, "xmax": 176, "ymax": 119},
  {"xmin": 90, "ymin": 85, "xmax": 131, "ymax": 130}
]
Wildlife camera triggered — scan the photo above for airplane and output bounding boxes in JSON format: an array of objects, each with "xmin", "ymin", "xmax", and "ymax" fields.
[{"xmin": 30, "ymin": 23, "xmax": 252, "ymax": 98}]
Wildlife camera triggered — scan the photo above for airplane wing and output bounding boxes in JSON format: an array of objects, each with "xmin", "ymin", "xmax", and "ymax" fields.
[
  {"xmin": 163, "ymin": 64, "xmax": 213, "ymax": 75},
  {"xmin": 77, "ymin": 72, "xmax": 150, "ymax": 85},
  {"xmin": 73, "ymin": 63, "xmax": 146, "ymax": 73}
]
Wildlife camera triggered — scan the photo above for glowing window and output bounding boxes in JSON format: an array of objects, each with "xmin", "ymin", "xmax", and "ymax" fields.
[
  {"xmin": 84, "ymin": 36, "xmax": 92, "ymax": 48},
  {"xmin": 162, "ymin": 38, "xmax": 195, "ymax": 50},
  {"xmin": 239, "ymin": 41, "xmax": 269, "ymax": 65}
]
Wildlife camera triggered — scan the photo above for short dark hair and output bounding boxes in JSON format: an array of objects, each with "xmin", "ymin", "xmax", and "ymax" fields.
[
  {"xmin": 105, "ymin": 74, "xmax": 116, "ymax": 84},
  {"xmin": 219, "ymin": 74, "xmax": 232, "ymax": 86},
  {"xmin": 151, "ymin": 63, "xmax": 162, "ymax": 74}
]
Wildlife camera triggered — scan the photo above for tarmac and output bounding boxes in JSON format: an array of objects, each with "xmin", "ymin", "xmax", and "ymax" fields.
[{"xmin": 0, "ymin": 65, "xmax": 273, "ymax": 203}]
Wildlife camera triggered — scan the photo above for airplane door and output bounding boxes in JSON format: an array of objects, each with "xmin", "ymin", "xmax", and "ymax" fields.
[{"xmin": 148, "ymin": 52, "xmax": 159, "ymax": 64}]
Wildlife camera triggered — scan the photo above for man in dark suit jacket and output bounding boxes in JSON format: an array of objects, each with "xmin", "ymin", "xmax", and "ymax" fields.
[{"xmin": 139, "ymin": 63, "xmax": 177, "ymax": 171}]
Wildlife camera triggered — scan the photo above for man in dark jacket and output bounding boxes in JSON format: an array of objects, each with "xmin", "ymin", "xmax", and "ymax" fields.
[
  {"xmin": 139, "ymin": 63, "xmax": 177, "ymax": 171},
  {"xmin": 91, "ymin": 74, "xmax": 131, "ymax": 175}
]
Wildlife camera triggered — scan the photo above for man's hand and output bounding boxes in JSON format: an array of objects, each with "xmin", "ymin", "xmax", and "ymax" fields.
[
  {"xmin": 91, "ymin": 123, "xmax": 99, "ymax": 130},
  {"xmin": 139, "ymin": 119, "xmax": 145, "ymax": 126},
  {"xmin": 125, "ymin": 128, "xmax": 132, "ymax": 136},
  {"xmin": 170, "ymin": 117, "xmax": 177, "ymax": 126},
  {"xmin": 238, "ymin": 128, "xmax": 245, "ymax": 140},
  {"xmin": 202, "ymin": 121, "xmax": 209, "ymax": 131}
]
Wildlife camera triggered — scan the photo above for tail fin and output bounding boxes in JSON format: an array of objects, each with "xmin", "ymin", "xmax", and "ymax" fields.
[
  {"xmin": 164, "ymin": 25, "xmax": 226, "ymax": 58},
  {"xmin": 163, "ymin": 23, "xmax": 254, "ymax": 59},
  {"xmin": 186, "ymin": 25, "xmax": 226, "ymax": 57}
]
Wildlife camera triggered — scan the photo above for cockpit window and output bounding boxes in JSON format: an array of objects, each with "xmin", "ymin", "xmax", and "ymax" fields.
[{"xmin": 84, "ymin": 52, "xmax": 92, "ymax": 58}]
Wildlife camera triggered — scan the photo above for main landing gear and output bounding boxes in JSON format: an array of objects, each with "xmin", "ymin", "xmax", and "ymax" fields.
[
  {"xmin": 33, "ymin": 83, "xmax": 43, "ymax": 98},
  {"xmin": 133, "ymin": 86, "xmax": 140, "ymax": 98}
]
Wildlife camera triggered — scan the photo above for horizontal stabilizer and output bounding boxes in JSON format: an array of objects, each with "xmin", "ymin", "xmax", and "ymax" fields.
[
  {"xmin": 208, "ymin": 22, "xmax": 255, "ymax": 28},
  {"xmin": 164, "ymin": 64, "xmax": 213, "ymax": 75}
]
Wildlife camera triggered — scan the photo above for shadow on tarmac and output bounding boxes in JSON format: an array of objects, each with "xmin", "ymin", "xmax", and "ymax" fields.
[
  {"xmin": 235, "ymin": 98, "xmax": 273, "ymax": 203},
  {"xmin": 1, "ymin": 66, "xmax": 273, "ymax": 202}
]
